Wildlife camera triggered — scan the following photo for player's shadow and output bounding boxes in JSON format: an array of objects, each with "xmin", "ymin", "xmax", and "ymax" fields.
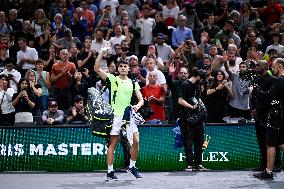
[
  {"xmin": 267, "ymin": 180, "xmax": 284, "ymax": 189},
  {"xmin": 231, "ymin": 181, "xmax": 284, "ymax": 189},
  {"xmin": 58, "ymin": 179, "xmax": 135, "ymax": 188},
  {"xmin": 165, "ymin": 171, "xmax": 198, "ymax": 177}
]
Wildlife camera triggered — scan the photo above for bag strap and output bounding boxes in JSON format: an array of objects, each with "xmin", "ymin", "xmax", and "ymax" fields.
[
  {"xmin": 280, "ymin": 99, "xmax": 283, "ymax": 120},
  {"xmin": 132, "ymin": 79, "xmax": 135, "ymax": 95}
]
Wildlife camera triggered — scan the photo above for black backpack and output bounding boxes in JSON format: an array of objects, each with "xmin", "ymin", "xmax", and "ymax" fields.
[{"xmin": 86, "ymin": 87, "xmax": 113, "ymax": 139}]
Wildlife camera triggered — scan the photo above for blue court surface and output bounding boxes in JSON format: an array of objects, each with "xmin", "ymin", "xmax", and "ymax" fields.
[{"xmin": 1, "ymin": 171, "xmax": 284, "ymax": 189}]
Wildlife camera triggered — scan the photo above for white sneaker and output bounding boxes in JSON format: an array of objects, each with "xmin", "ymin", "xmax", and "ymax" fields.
[
  {"xmin": 195, "ymin": 165, "xmax": 207, "ymax": 171},
  {"xmin": 185, "ymin": 166, "xmax": 193, "ymax": 171}
]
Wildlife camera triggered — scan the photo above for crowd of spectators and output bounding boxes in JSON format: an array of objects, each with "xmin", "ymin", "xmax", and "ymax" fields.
[{"xmin": 0, "ymin": 0, "xmax": 284, "ymax": 125}]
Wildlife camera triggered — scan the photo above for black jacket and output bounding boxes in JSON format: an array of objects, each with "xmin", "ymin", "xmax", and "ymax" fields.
[
  {"xmin": 251, "ymin": 72, "xmax": 276, "ymax": 115},
  {"xmin": 255, "ymin": 75, "xmax": 284, "ymax": 127}
]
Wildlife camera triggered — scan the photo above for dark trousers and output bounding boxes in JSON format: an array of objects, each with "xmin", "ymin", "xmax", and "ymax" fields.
[
  {"xmin": 0, "ymin": 112, "xmax": 15, "ymax": 126},
  {"xmin": 54, "ymin": 88, "xmax": 72, "ymax": 110},
  {"xmin": 180, "ymin": 111, "xmax": 204, "ymax": 167},
  {"xmin": 255, "ymin": 115, "xmax": 281, "ymax": 168}
]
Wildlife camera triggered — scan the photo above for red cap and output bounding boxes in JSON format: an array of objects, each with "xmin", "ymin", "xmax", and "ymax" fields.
[{"xmin": 0, "ymin": 43, "xmax": 8, "ymax": 50}]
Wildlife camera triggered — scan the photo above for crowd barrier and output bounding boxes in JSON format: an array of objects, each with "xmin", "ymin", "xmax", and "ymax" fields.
[{"xmin": 0, "ymin": 123, "xmax": 280, "ymax": 172}]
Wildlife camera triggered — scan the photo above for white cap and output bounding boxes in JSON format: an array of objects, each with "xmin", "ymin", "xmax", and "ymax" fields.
[{"xmin": 128, "ymin": 55, "xmax": 138, "ymax": 62}]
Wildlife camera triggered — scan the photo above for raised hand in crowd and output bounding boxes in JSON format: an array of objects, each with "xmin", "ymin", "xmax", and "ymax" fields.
[
  {"xmin": 200, "ymin": 32, "xmax": 208, "ymax": 44},
  {"xmin": 168, "ymin": 63, "xmax": 176, "ymax": 75}
]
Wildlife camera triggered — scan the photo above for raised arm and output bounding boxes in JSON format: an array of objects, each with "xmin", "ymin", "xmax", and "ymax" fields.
[
  {"xmin": 224, "ymin": 60, "xmax": 233, "ymax": 79},
  {"xmin": 94, "ymin": 47, "xmax": 108, "ymax": 81}
]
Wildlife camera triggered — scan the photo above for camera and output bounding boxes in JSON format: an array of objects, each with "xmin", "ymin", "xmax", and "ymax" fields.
[{"xmin": 8, "ymin": 74, "xmax": 13, "ymax": 79}]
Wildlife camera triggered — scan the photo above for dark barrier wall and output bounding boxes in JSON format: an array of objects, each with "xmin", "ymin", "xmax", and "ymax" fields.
[{"xmin": 0, "ymin": 123, "xmax": 277, "ymax": 171}]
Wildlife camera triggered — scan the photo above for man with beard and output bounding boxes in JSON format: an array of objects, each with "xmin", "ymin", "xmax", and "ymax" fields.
[
  {"xmin": 155, "ymin": 33, "xmax": 174, "ymax": 63},
  {"xmin": 91, "ymin": 28, "xmax": 111, "ymax": 69},
  {"xmin": 42, "ymin": 100, "xmax": 64, "ymax": 125},
  {"xmin": 167, "ymin": 65, "xmax": 189, "ymax": 123},
  {"xmin": 251, "ymin": 60, "xmax": 281, "ymax": 172},
  {"xmin": 121, "ymin": 40, "xmax": 133, "ymax": 56},
  {"xmin": 225, "ymin": 50, "xmax": 242, "ymax": 74},
  {"xmin": 215, "ymin": 20, "xmax": 241, "ymax": 48},
  {"xmin": 252, "ymin": 58, "xmax": 284, "ymax": 180},
  {"xmin": 178, "ymin": 68, "xmax": 207, "ymax": 171},
  {"xmin": 225, "ymin": 60, "xmax": 252, "ymax": 120}
]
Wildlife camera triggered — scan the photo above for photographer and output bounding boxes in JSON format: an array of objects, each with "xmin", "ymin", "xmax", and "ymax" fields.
[{"xmin": 178, "ymin": 68, "xmax": 207, "ymax": 171}]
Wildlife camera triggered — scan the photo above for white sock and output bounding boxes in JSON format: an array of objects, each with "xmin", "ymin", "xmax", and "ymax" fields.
[
  {"xmin": 108, "ymin": 165, "xmax": 113, "ymax": 173},
  {"xmin": 266, "ymin": 168, "xmax": 272, "ymax": 173},
  {"xmin": 129, "ymin": 159, "xmax": 136, "ymax": 168}
]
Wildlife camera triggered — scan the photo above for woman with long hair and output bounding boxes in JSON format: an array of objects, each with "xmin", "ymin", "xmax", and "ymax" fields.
[
  {"xmin": 240, "ymin": 2, "xmax": 252, "ymax": 34},
  {"xmin": 42, "ymin": 43, "xmax": 59, "ymax": 73},
  {"xmin": 0, "ymin": 74, "xmax": 16, "ymax": 125},
  {"xmin": 25, "ymin": 69, "xmax": 42, "ymax": 116},
  {"xmin": 206, "ymin": 70, "xmax": 233, "ymax": 123},
  {"xmin": 32, "ymin": 9, "xmax": 50, "ymax": 38},
  {"xmin": 12, "ymin": 78, "xmax": 35, "ymax": 123}
]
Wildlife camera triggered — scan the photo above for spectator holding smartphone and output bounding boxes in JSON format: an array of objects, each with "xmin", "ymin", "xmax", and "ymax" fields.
[
  {"xmin": 1, "ymin": 58, "xmax": 21, "ymax": 92},
  {"xmin": 12, "ymin": 78, "xmax": 35, "ymax": 123}
]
